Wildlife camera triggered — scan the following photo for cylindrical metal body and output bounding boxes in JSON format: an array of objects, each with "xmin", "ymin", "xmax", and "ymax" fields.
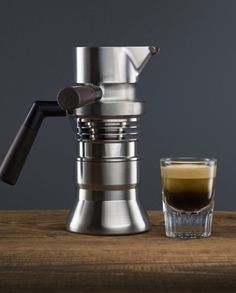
[
  {"xmin": 66, "ymin": 46, "xmax": 158, "ymax": 235},
  {"xmin": 66, "ymin": 85, "xmax": 150, "ymax": 235}
]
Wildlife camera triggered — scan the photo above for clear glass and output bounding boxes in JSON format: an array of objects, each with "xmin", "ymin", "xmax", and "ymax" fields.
[{"xmin": 160, "ymin": 157, "xmax": 217, "ymax": 239}]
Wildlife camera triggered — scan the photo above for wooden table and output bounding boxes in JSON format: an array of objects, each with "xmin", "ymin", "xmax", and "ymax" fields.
[{"xmin": 0, "ymin": 211, "xmax": 235, "ymax": 293}]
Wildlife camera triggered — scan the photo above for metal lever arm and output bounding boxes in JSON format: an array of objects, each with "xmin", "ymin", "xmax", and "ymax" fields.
[{"xmin": 0, "ymin": 101, "xmax": 66, "ymax": 185}]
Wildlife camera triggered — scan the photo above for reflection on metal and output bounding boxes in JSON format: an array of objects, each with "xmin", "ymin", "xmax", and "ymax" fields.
[{"xmin": 66, "ymin": 46, "xmax": 158, "ymax": 235}]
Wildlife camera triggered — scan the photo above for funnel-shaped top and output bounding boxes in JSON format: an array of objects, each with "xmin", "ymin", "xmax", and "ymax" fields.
[{"xmin": 75, "ymin": 46, "xmax": 159, "ymax": 84}]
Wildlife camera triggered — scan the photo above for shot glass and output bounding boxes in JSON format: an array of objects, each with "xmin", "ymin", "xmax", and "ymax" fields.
[{"xmin": 160, "ymin": 157, "xmax": 217, "ymax": 239}]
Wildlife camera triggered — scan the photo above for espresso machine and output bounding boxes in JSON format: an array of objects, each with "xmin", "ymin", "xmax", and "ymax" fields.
[{"xmin": 0, "ymin": 46, "xmax": 158, "ymax": 235}]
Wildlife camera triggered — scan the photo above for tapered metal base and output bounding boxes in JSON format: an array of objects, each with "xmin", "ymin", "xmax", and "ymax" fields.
[{"xmin": 66, "ymin": 188, "xmax": 150, "ymax": 235}]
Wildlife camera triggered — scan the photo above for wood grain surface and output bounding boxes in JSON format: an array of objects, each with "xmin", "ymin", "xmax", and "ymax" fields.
[{"xmin": 0, "ymin": 210, "xmax": 235, "ymax": 293}]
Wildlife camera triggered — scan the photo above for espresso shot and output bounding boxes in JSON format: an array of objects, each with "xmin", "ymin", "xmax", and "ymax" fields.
[
  {"xmin": 161, "ymin": 164, "xmax": 216, "ymax": 211},
  {"xmin": 160, "ymin": 158, "xmax": 217, "ymax": 238}
]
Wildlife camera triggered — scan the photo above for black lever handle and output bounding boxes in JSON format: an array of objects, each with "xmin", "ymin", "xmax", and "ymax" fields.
[
  {"xmin": 57, "ymin": 85, "xmax": 102, "ymax": 111},
  {"xmin": 0, "ymin": 101, "xmax": 66, "ymax": 185}
]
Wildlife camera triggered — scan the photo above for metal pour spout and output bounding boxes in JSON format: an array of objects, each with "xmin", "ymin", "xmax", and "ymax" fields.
[
  {"xmin": 75, "ymin": 46, "xmax": 159, "ymax": 84},
  {"xmin": 124, "ymin": 46, "xmax": 159, "ymax": 77}
]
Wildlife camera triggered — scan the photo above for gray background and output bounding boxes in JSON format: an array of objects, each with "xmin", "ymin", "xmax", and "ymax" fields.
[{"xmin": 0, "ymin": 0, "xmax": 235, "ymax": 211}]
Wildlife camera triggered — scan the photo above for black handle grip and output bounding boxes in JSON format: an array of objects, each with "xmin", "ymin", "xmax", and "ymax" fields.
[
  {"xmin": 57, "ymin": 85, "xmax": 102, "ymax": 111},
  {"xmin": 0, "ymin": 101, "xmax": 66, "ymax": 185}
]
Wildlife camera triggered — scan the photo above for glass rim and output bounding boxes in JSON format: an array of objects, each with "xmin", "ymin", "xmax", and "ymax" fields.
[{"xmin": 160, "ymin": 157, "xmax": 217, "ymax": 166}]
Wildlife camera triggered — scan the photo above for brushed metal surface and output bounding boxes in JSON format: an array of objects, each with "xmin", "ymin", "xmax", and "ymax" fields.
[
  {"xmin": 100, "ymin": 84, "xmax": 136, "ymax": 101},
  {"xmin": 67, "ymin": 189, "xmax": 150, "ymax": 235},
  {"xmin": 66, "ymin": 46, "xmax": 157, "ymax": 235},
  {"xmin": 75, "ymin": 46, "xmax": 158, "ymax": 84},
  {"xmin": 78, "ymin": 141, "xmax": 137, "ymax": 159},
  {"xmin": 73, "ymin": 100, "xmax": 144, "ymax": 117},
  {"xmin": 76, "ymin": 159, "xmax": 139, "ymax": 189}
]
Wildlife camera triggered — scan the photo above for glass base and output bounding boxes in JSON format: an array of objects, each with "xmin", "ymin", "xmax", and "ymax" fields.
[{"xmin": 163, "ymin": 200, "xmax": 214, "ymax": 239}]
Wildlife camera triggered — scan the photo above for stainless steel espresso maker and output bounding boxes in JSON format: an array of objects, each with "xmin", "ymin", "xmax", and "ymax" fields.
[{"xmin": 0, "ymin": 46, "xmax": 158, "ymax": 235}]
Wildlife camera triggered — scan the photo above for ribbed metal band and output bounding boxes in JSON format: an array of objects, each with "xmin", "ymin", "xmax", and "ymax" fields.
[{"xmin": 75, "ymin": 117, "xmax": 139, "ymax": 141}]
